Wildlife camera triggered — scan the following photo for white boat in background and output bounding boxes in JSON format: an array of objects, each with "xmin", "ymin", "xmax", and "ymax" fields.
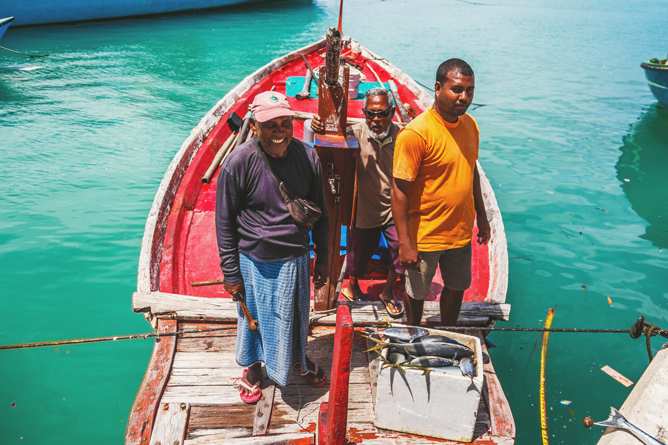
[
  {"xmin": 0, "ymin": 16, "xmax": 14, "ymax": 39},
  {"xmin": 0, "ymin": 0, "xmax": 273, "ymax": 27}
]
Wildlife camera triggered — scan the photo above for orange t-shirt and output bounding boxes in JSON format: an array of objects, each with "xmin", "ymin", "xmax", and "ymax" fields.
[{"xmin": 393, "ymin": 107, "xmax": 479, "ymax": 251}]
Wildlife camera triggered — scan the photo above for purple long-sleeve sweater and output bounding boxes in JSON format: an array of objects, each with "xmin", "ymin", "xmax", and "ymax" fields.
[{"xmin": 215, "ymin": 137, "xmax": 329, "ymax": 285}]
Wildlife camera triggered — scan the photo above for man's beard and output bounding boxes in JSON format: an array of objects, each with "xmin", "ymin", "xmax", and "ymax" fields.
[{"xmin": 368, "ymin": 125, "xmax": 390, "ymax": 140}]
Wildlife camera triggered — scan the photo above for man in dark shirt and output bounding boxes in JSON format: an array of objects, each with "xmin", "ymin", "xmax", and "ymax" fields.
[{"xmin": 216, "ymin": 91, "xmax": 329, "ymax": 403}]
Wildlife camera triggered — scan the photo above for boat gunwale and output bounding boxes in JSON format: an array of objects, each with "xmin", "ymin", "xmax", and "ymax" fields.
[
  {"xmin": 136, "ymin": 38, "xmax": 327, "ymax": 301},
  {"xmin": 641, "ymin": 61, "xmax": 668, "ymax": 71}
]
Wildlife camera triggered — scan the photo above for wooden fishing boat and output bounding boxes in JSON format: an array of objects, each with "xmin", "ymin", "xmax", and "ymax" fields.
[{"xmin": 128, "ymin": 36, "xmax": 514, "ymax": 445}]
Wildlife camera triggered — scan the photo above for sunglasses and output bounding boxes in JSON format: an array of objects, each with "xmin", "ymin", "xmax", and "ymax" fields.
[{"xmin": 363, "ymin": 107, "xmax": 394, "ymax": 119}]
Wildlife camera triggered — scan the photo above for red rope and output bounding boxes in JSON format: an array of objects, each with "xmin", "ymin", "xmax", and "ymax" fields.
[{"xmin": 338, "ymin": 0, "xmax": 343, "ymax": 33}]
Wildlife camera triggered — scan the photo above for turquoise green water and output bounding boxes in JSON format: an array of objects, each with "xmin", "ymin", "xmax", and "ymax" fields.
[{"xmin": 1, "ymin": 0, "xmax": 667, "ymax": 443}]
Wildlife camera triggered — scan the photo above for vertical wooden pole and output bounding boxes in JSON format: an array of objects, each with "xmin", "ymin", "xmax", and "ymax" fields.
[
  {"xmin": 337, "ymin": 0, "xmax": 343, "ymax": 33},
  {"xmin": 313, "ymin": 29, "xmax": 357, "ymax": 312}
]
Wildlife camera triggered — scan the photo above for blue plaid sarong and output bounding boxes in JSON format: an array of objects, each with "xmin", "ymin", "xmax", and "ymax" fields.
[{"xmin": 236, "ymin": 252, "xmax": 310, "ymax": 387}]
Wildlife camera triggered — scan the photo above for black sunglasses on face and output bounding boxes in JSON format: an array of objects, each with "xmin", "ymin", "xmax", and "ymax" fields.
[{"xmin": 363, "ymin": 107, "xmax": 394, "ymax": 118}]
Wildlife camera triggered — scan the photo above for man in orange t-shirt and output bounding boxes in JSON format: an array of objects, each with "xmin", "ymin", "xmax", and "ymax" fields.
[{"xmin": 391, "ymin": 58, "xmax": 491, "ymax": 327}]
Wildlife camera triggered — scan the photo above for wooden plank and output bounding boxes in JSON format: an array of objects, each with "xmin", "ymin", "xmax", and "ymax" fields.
[
  {"xmin": 601, "ymin": 365, "xmax": 634, "ymax": 387},
  {"xmin": 366, "ymin": 337, "xmax": 380, "ymax": 410},
  {"xmin": 341, "ymin": 301, "xmax": 511, "ymax": 320},
  {"xmin": 188, "ymin": 404, "xmax": 256, "ymax": 429},
  {"xmin": 253, "ymin": 373, "xmax": 276, "ymax": 436},
  {"xmin": 150, "ymin": 402, "xmax": 190, "ymax": 445},
  {"xmin": 126, "ymin": 319, "xmax": 179, "ymax": 445},
  {"xmin": 185, "ymin": 431, "xmax": 314, "ymax": 445},
  {"xmin": 187, "ymin": 425, "xmax": 303, "ymax": 440},
  {"xmin": 133, "ymin": 292, "xmax": 509, "ymax": 323},
  {"xmin": 168, "ymin": 367, "xmax": 372, "ymax": 387}
]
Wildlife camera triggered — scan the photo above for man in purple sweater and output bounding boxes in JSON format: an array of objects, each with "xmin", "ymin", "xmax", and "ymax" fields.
[{"xmin": 216, "ymin": 92, "xmax": 329, "ymax": 403}]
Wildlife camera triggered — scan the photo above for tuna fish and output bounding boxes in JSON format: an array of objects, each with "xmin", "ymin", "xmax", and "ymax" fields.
[
  {"xmin": 391, "ymin": 341, "xmax": 474, "ymax": 360},
  {"xmin": 387, "ymin": 348, "xmax": 408, "ymax": 365},
  {"xmin": 408, "ymin": 356, "xmax": 455, "ymax": 368},
  {"xmin": 459, "ymin": 357, "xmax": 476, "ymax": 380},
  {"xmin": 414, "ymin": 335, "xmax": 465, "ymax": 346},
  {"xmin": 377, "ymin": 327, "xmax": 429, "ymax": 343}
]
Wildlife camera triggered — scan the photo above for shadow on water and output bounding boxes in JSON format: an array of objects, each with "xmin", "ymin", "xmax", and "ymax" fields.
[{"xmin": 616, "ymin": 104, "xmax": 668, "ymax": 249}]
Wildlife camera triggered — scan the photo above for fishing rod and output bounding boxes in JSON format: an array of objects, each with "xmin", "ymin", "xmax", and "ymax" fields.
[{"xmin": 0, "ymin": 316, "xmax": 664, "ymax": 351}]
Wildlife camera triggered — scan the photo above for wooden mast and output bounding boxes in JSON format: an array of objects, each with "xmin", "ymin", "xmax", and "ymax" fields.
[{"xmin": 313, "ymin": 27, "xmax": 359, "ymax": 311}]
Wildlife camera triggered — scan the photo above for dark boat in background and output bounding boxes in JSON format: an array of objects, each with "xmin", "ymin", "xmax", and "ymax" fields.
[{"xmin": 641, "ymin": 57, "xmax": 668, "ymax": 108}]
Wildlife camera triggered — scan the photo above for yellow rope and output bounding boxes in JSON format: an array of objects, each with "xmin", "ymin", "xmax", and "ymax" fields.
[{"xmin": 540, "ymin": 308, "xmax": 556, "ymax": 445}]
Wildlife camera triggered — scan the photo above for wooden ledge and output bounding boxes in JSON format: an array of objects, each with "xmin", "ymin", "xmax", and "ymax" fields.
[{"xmin": 133, "ymin": 292, "xmax": 510, "ymax": 326}]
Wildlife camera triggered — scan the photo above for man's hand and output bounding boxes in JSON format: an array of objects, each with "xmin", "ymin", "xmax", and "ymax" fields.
[
  {"xmin": 223, "ymin": 281, "xmax": 246, "ymax": 302},
  {"xmin": 399, "ymin": 242, "xmax": 422, "ymax": 270},
  {"xmin": 310, "ymin": 115, "xmax": 324, "ymax": 133},
  {"xmin": 313, "ymin": 264, "xmax": 328, "ymax": 288},
  {"xmin": 476, "ymin": 216, "xmax": 491, "ymax": 245}
]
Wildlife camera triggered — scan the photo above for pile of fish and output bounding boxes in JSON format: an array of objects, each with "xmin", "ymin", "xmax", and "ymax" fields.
[{"xmin": 368, "ymin": 327, "xmax": 477, "ymax": 379}]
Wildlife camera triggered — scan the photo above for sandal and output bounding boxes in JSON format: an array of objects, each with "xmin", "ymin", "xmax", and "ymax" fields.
[
  {"xmin": 341, "ymin": 287, "xmax": 369, "ymax": 302},
  {"xmin": 379, "ymin": 295, "xmax": 404, "ymax": 319},
  {"xmin": 238, "ymin": 368, "xmax": 262, "ymax": 404},
  {"xmin": 293, "ymin": 361, "xmax": 327, "ymax": 388}
]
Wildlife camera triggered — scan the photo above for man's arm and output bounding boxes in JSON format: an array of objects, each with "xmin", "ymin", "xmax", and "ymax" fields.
[
  {"xmin": 391, "ymin": 177, "xmax": 421, "ymax": 269},
  {"xmin": 473, "ymin": 164, "xmax": 491, "ymax": 245},
  {"xmin": 215, "ymin": 165, "xmax": 245, "ymax": 300}
]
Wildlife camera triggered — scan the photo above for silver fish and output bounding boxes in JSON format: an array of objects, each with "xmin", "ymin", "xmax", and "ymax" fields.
[
  {"xmin": 387, "ymin": 348, "xmax": 408, "ymax": 365},
  {"xmin": 414, "ymin": 335, "xmax": 465, "ymax": 346},
  {"xmin": 408, "ymin": 356, "xmax": 454, "ymax": 367},
  {"xmin": 594, "ymin": 407, "xmax": 665, "ymax": 445},
  {"xmin": 391, "ymin": 341, "xmax": 474, "ymax": 360},
  {"xmin": 377, "ymin": 327, "xmax": 429, "ymax": 343},
  {"xmin": 459, "ymin": 357, "xmax": 476, "ymax": 379}
]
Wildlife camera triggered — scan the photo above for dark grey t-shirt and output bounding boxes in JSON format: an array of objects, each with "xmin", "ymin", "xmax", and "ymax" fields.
[{"xmin": 215, "ymin": 137, "xmax": 329, "ymax": 285}]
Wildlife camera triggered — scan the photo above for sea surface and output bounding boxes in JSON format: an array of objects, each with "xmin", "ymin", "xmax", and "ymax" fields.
[{"xmin": 1, "ymin": 0, "xmax": 667, "ymax": 443}]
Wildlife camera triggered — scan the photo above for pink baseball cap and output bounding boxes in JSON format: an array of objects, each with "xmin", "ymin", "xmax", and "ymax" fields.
[{"xmin": 251, "ymin": 91, "xmax": 295, "ymax": 123}]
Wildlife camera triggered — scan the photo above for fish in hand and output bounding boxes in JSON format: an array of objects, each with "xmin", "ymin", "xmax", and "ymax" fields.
[{"xmin": 594, "ymin": 407, "xmax": 666, "ymax": 445}]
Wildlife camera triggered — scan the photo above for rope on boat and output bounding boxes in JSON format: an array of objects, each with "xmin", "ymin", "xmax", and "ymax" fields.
[
  {"xmin": 1, "ymin": 317, "xmax": 666, "ymax": 351},
  {"xmin": 0, "ymin": 326, "xmax": 237, "ymax": 350},
  {"xmin": 539, "ymin": 309, "xmax": 555, "ymax": 445},
  {"xmin": 0, "ymin": 46, "xmax": 49, "ymax": 57}
]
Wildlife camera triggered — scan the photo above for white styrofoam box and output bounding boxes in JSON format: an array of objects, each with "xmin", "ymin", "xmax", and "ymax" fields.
[{"xmin": 373, "ymin": 329, "xmax": 484, "ymax": 443}]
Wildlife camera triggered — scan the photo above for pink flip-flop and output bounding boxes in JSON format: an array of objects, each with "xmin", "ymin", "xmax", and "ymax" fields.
[{"xmin": 238, "ymin": 368, "xmax": 261, "ymax": 404}]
